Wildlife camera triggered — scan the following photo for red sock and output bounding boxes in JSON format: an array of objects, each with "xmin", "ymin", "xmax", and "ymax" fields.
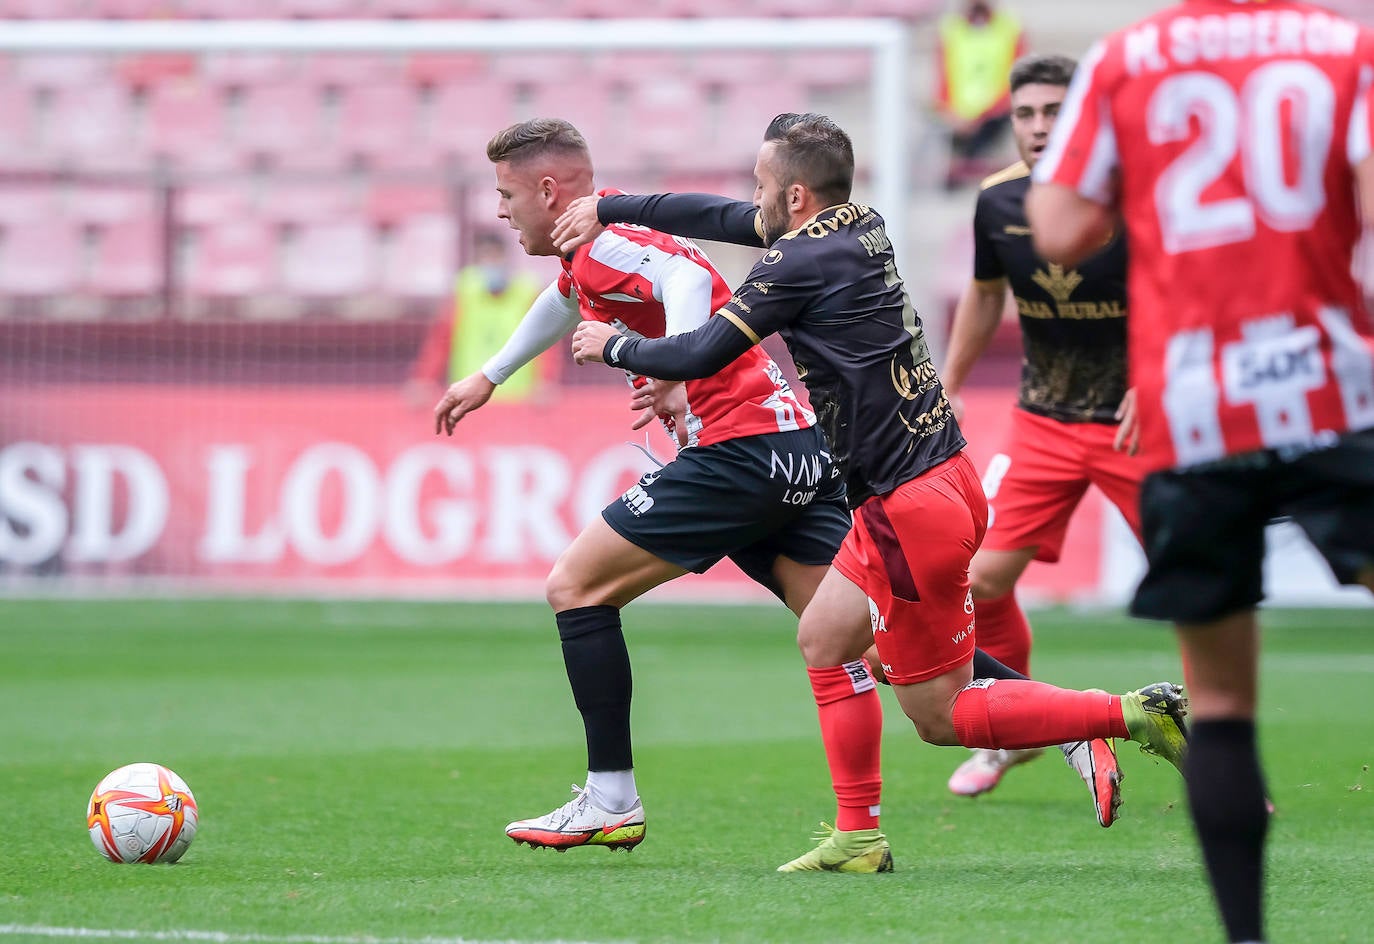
[
  {"xmin": 951, "ymin": 679, "xmax": 1129, "ymax": 749},
  {"xmin": 809, "ymin": 661, "xmax": 882, "ymax": 831},
  {"xmin": 974, "ymin": 592, "xmax": 1032, "ymax": 676}
]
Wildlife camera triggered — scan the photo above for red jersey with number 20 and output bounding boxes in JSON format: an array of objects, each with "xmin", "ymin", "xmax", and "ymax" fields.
[
  {"xmin": 559, "ymin": 211, "xmax": 814, "ymax": 449},
  {"xmin": 1035, "ymin": 0, "xmax": 1374, "ymax": 469}
]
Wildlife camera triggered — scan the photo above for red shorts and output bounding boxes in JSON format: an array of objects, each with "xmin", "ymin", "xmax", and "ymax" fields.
[
  {"xmin": 981, "ymin": 408, "xmax": 1146, "ymax": 563},
  {"xmin": 832, "ymin": 452, "xmax": 988, "ymax": 686}
]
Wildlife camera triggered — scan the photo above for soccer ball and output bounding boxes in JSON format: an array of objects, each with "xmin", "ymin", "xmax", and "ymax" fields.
[{"xmin": 87, "ymin": 763, "xmax": 198, "ymax": 864}]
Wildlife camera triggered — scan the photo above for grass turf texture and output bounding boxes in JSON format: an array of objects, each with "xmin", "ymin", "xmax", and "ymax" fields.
[{"xmin": 0, "ymin": 598, "xmax": 1369, "ymax": 944}]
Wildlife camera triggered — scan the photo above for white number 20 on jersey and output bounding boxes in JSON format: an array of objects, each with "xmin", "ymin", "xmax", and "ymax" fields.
[{"xmin": 1149, "ymin": 61, "xmax": 1335, "ymax": 254}]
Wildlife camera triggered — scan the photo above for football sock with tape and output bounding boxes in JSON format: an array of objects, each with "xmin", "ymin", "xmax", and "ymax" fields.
[
  {"xmin": 970, "ymin": 593, "xmax": 1033, "ymax": 676},
  {"xmin": 809, "ymin": 661, "xmax": 883, "ymax": 831},
  {"xmin": 556, "ymin": 605, "xmax": 633, "ymax": 772},
  {"xmin": 952, "ymin": 680, "xmax": 1129, "ymax": 749},
  {"xmin": 1186, "ymin": 720, "xmax": 1268, "ymax": 944}
]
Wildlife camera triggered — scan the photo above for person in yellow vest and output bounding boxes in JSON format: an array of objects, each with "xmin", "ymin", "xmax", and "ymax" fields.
[
  {"xmin": 405, "ymin": 229, "xmax": 546, "ymax": 407},
  {"xmin": 935, "ymin": 0, "xmax": 1027, "ymax": 187}
]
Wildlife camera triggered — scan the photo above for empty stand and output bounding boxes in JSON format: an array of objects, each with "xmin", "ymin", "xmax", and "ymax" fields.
[
  {"xmin": 185, "ymin": 219, "xmax": 279, "ymax": 298},
  {"xmin": 0, "ymin": 217, "xmax": 83, "ymax": 296},
  {"xmin": 86, "ymin": 217, "xmax": 163, "ymax": 297},
  {"xmin": 282, "ymin": 220, "xmax": 379, "ymax": 296},
  {"xmin": 381, "ymin": 213, "xmax": 455, "ymax": 297}
]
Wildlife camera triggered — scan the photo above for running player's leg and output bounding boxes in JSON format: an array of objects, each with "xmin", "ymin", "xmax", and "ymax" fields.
[
  {"xmin": 862, "ymin": 455, "xmax": 1184, "ymax": 767},
  {"xmin": 504, "ymin": 517, "xmax": 686, "ymax": 852},
  {"xmin": 777, "ymin": 564, "xmax": 892, "ymax": 873}
]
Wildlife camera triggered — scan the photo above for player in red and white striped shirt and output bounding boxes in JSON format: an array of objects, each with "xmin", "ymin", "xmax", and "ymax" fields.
[
  {"xmin": 1028, "ymin": 4, "xmax": 1374, "ymax": 940},
  {"xmin": 434, "ymin": 118, "xmax": 849, "ymax": 855}
]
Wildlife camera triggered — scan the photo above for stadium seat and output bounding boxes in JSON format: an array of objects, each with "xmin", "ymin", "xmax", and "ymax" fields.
[
  {"xmin": 117, "ymin": 53, "xmax": 198, "ymax": 89},
  {"xmin": 0, "ymin": 85, "xmax": 36, "ymax": 164},
  {"xmin": 373, "ymin": 0, "xmax": 451, "ymax": 17},
  {"xmin": 303, "ymin": 53, "xmax": 402, "ymax": 88},
  {"xmin": 63, "ymin": 184, "xmax": 158, "ymax": 226},
  {"xmin": 91, "ymin": 0, "xmax": 171, "ymax": 16},
  {"xmin": 43, "ymin": 86, "xmax": 145, "ymax": 170},
  {"xmin": 185, "ymin": 219, "xmax": 279, "ymax": 298},
  {"xmin": 337, "ymin": 83, "xmax": 429, "ymax": 171},
  {"xmin": 366, "ymin": 183, "xmax": 451, "ymax": 227},
  {"xmin": 519, "ymin": 79, "xmax": 614, "ymax": 153},
  {"xmin": 687, "ymin": 50, "xmax": 780, "ymax": 84},
  {"xmin": 381, "ymin": 213, "xmax": 455, "ymax": 296},
  {"xmin": 0, "ymin": 0, "xmax": 87, "ymax": 17},
  {"xmin": 179, "ymin": 0, "xmax": 278, "ymax": 15},
  {"xmin": 429, "ymin": 79, "xmax": 519, "ymax": 168},
  {"xmin": 283, "ymin": 221, "xmax": 380, "ymax": 296},
  {"xmin": 146, "ymin": 81, "xmax": 237, "ymax": 171},
  {"xmin": 177, "ymin": 184, "xmax": 253, "ymax": 228},
  {"xmin": 85, "ymin": 218, "xmax": 163, "ymax": 296},
  {"xmin": 235, "ymin": 83, "xmax": 329, "ymax": 169},
  {"xmin": 254, "ymin": 182, "xmax": 355, "ymax": 224},
  {"xmin": 715, "ymin": 80, "xmax": 812, "ymax": 162},
  {"xmin": 619, "ymin": 78, "xmax": 714, "ymax": 170},
  {"xmin": 14, "ymin": 54, "xmax": 108, "ymax": 89},
  {"xmin": 405, "ymin": 52, "xmax": 490, "ymax": 88},
  {"xmin": 0, "ymin": 186, "xmax": 59, "ymax": 225},
  {"xmin": 279, "ymin": 0, "xmax": 357, "ymax": 16},
  {"xmin": 201, "ymin": 53, "xmax": 299, "ymax": 89},
  {"xmin": 793, "ymin": 50, "xmax": 874, "ymax": 89},
  {"xmin": 0, "ymin": 218, "xmax": 83, "ymax": 295}
]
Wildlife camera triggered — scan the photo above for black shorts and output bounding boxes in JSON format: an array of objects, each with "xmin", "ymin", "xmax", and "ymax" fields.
[
  {"xmin": 1131, "ymin": 428, "xmax": 1374, "ymax": 623},
  {"xmin": 601, "ymin": 425, "xmax": 851, "ymax": 598}
]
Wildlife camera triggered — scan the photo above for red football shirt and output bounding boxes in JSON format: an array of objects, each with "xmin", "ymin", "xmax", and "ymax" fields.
[
  {"xmin": 559, "ymin": 204, "xmax": 814, "ymax": 449},
  {"xmin": 1036, "ymin": 0, "xmax": 1374, "ymax": 468}
]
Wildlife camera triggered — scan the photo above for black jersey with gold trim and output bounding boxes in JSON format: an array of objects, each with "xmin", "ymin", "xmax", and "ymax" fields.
[
  {"xmin": 596, "ymin": 193, "xmax": 966, "ymax": 505},
  {"xmin": 720, "ymin": 203, "xmax": 965, "ymax": 504},
  {"xmin": 974, "ymin": 162, "xmax": 1128, "ymax": 423}
]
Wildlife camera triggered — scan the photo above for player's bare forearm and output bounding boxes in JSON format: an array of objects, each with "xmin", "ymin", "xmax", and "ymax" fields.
[
  {"xmin": 941, "ymin": 279, "xmax": 1008, "ymax": 396},
  {"xmin": 1026, "ymin": 182, "xmax": 1115, "ymax": 268}
]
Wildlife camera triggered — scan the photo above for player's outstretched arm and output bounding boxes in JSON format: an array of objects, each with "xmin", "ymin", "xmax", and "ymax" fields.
[
  {"xmin": 941, "ymin": 278, "xmax": 1008, "ymax": 420},
  {"xmin": 595, "ymin": 193, "xmax": 766, "ymax": 248}
]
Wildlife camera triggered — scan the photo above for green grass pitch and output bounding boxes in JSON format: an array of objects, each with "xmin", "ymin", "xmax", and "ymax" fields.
[{"xmin": 0, "ymin": 598, "xmax": 1369, "ymax": 944}]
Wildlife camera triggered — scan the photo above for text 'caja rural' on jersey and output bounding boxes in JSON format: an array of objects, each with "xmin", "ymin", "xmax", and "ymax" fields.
[
  {"xmin": 1035, "ymin": 1, "xmax": 1374, "ymax": 469},
  {"xmin": 558, "ymin": 191, "xmax": 814, "ymax": 449},
  {"xmin": 975, "ymin": 161, "xmax": 1129, "ymax": 424},
  {"xmin": 594, "ymin": 193, "xmax": 967, "ymax": 506}
]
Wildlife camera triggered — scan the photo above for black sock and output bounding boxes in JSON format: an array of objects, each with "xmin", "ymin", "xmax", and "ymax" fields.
[
  {"xmin": 1186, "ymin": 720, "xmax": 1269, "ymax": 943},
  {"xmin": 972, "ymin": 647, "xmax": 1029, "ymax": 681},
  {"xmin": 556, "ymin": 605, "xmax": 633, "ymax": 771}
]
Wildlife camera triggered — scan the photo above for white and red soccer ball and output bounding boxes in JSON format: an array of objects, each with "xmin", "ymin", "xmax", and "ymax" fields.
[{"xmin": 87, "ymin": 763, "xmax": 198, "ymax": 864}]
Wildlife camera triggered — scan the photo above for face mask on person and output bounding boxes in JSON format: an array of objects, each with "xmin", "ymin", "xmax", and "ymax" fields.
[{"xmin": 480, "ymin": 265, "xmax": 510, "ymax": 293}]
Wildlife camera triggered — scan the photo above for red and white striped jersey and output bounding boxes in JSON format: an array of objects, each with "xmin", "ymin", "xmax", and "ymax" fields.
[
  {"xmin": 559, "ymin": 197, "xmax": 815, "ymax": 448},
  {"xmin": 1035, "ymin": 0, "xmax": 1374, "ymax": 468}
]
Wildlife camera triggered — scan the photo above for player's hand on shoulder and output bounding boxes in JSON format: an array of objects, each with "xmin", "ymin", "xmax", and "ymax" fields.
[
  {"xmin": 1113, "ymin": 388, "xmax": 1140, "ymax": 456},
  {"xmin": 553, "ymin": 196, "xmax": 604, "ymax": 254},
  {"xmin": 433, "ymin": 372, "xmax": 496, "ymax": 436},
  {"xmin": 571, "ymin": 320, "xmax": 616, "ymax": 365}
]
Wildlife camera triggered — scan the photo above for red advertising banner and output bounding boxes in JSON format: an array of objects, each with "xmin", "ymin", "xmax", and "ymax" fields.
[{"xmin": 0, "ymin": 383, "xmax": 1110, "ymax": 602}]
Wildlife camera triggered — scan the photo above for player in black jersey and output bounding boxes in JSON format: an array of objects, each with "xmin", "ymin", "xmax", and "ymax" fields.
[
  {"xmin": 559, "ymin": 115, "xmax": 1188, "ymax": 873},
  {"xmin": 938, "ymin": 55, "xmax": 1146, "ymax": 818}
]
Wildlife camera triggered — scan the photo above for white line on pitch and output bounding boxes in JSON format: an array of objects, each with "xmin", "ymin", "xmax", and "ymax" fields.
[{"xmin": 0, "ymin": 926, "xmax": 624, "ymax": 944}]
